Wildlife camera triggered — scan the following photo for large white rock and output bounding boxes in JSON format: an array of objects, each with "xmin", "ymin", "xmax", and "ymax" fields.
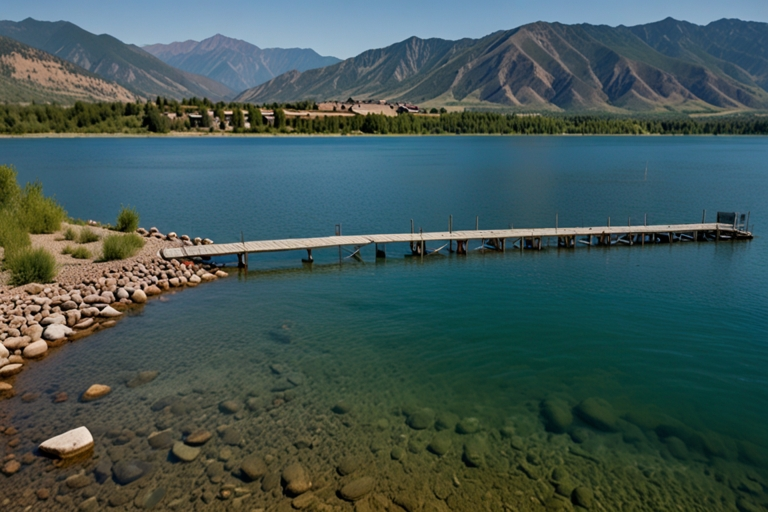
[
  {"xmin": 21, "ymin": 324, "xmax": 44, "ymax": 342},
  {"xmin": 0, "ymin": 344, "xmax": 9, "ymax": 358},
  {"xmin": 131, "ymin": 289, "xmax": 147, "ymax": 303},
  {"xmin": 23, "ymin": 340, "xmax": 49, "ymax": 358},
  {"xmin": 99, "ymin": 306, "xmax": 122, "ymax": 318},
  {"xmin": 43, "ymin": 324, "xmax": 72, "ymax": 341},
  {"xmin": 38, "ymin": 427, "xmax": 94, "ymax": 459}
]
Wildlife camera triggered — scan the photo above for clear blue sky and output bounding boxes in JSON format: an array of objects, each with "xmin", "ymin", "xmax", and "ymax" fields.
[{"xmin": 4, "ymin": 0, "xmax": 767, "ymax": 58}]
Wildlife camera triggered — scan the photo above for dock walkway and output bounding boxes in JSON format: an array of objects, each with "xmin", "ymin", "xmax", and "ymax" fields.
[{"xmin": 160, "ymin": 221, "xmax": 752, "ymax": 264}]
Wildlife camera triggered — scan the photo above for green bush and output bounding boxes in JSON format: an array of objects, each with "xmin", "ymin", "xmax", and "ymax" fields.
[
  {"xmin": 77, "ymin": 227, "xmax": 100, "ymax": 244},
  {"xmin": 115, "ymin": 205, "xmax": 140, "ymax": 233},
  {"xmin": 0, "ymin": 209, "xmax": 30, "ymax": 254},
  {"xmin": 19, "ymin": 181, "xmax": 67, "ymax": 234},
  {"xmin": 100, "ymin": 233, "xmax": 144, "ymax": 261},
  {"xmin": 63, "ymin": 226, "xmax": 77, "ymax": 241},
  {"xmin": 5, "ymin": 247, "xmax": 57, "ymax": 285},
  {"xmin": 63, "ymin": 245, "xmax": 91, "ymax": 259},
  {"xmin": 0, "ymin": 164, "xmax": 21, "ymax": 210}
]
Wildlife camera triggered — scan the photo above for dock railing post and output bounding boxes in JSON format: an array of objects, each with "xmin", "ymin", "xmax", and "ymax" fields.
[
  {"xmin": 336, "ymin": 223, "xmax": 342, "ymax": 264},
  {"xmin": 449, "ymin": 215, "xmax": 453, "ymax": 253},
  {"xmin": 702, "ymin": 210, "xmax": 706, "ymax": 223}
]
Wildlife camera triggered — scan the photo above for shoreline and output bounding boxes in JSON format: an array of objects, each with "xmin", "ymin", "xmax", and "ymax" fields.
[
  {"xmin": 0, "ymin": 226, "xmax": 227, "ymax": 400},
  {"xmin": 0, "ymin": 132, "xmax": 763, "ymax": 139}
]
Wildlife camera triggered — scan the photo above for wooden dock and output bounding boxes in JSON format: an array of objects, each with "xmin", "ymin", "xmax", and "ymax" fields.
[{"xmin": 160, "ymin": 219, "xmax": 753, "ymax": 266}]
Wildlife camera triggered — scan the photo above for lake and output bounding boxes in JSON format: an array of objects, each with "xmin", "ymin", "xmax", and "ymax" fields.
[{"xmin": 0, "ymin": 136, "xmax": 766, "ymax": 511}]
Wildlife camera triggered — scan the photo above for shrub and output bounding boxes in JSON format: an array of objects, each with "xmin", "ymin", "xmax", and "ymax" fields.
[
  {"xmin": 100, "ymin": 233, "xmax": 144, "ymax": 261},
  {"xmin": 115, "ymin": 205, "xmax": 140, "ymax": 233},
  {"xmin": 0, "ymin": 164, "xmax": 21, "ymax": 210},
  {"xmin": 77, "ymin": 227, "xmax": 100, "ymax": 244},
  {"xmin": 5, "ymin": 247, "xmax": 57, "ymax": 285},
  {"xmin": 19, "ymin": 181, "xmax": 67, "ymax": 234},
  {"xmin": 62, "ymin": 244, "xmax": 74, "ymax": 255},
  {"xmin": 63, "ymin": 226, "xmax": 77, "ymax": 241},
  {"xmin": 67, "ymin": 246, "xmax": 91, "ymax": 259},
  {"xmin": 0, "ymin": 209, "xmax": 30, "ymax": 254}
]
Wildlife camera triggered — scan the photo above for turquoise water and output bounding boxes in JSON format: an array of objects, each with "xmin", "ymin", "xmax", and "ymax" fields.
[{"xmin": 1, "ymin": 136, "xmax": 767, "ymax": 510}]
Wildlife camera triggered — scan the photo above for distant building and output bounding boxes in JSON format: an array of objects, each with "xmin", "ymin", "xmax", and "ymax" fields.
[{"xmin": 397, "ymin": 104, "xmax": 420, "ymax": 114}]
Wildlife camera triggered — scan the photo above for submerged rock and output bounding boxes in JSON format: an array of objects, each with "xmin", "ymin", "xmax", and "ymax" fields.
[
  {"xmin": 340, "ymin": 477, "xmax": 375, "ymax": 501},
  {"xmin": 112, "ymin": 459, "xmax": 153, "ymax": 485},
  {"xmin": 407, "ymin": 408, "xmax": 435, "ymax": 430},
  {"xmin": 456, "ymin": 417, "xmax": 480, "ymax": 434},
  {"xmin": 241, "ymin": 455, "xmax": 267, "ymax": 481},
  {"xmin": 572, "ymin": 486, "xmax": 594, "ymax": 508},
  {"xmin": 428, "ymin": 433, "xmax": 453, "ymax": 456},
  {"xmin": 337, "ymin": 455, "xmax": 362, "ymax": 476},
  {"xmin": 575, "ymin": 397, "xmax": 618, "ymax": 431},
  {"xmin": 171, "ymin": 442, "xmax": 200, "ymax": 462},
  {"xmin": 81, "ymin": 384, "xmax": 111, "ymax": 402},
  {"xmin": 126, "ymin": 370, "xmax": 158, "ymax": 388},
  {"xmin": 185, "ymin": 429, "xmax": 212, "ymax": 446},
  {"xmin": 463, "ymin": 436, "xmax": 487, "ymax": 467},
  {"xmin": 282, "ymin": 463, "xmax": 312, "ymax": 495},
  {"xmin": 541, "ymin": 399, "xmax": 573, "ymax": 433}
]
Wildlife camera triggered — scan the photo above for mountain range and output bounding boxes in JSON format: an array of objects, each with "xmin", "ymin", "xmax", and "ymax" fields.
[
  {"xmin": 143, "ymin": 35, "xmax": 340, "ymax": 92},
  {"xmin": 0, "ymin": 35, "xmax": 137, "ymax": 104},
  {"xmin": 0, "ymin": 18, "xmax": 233, "ymax": 101},
  {"xmin": 236, "ymin": 18, "xmax": 768, "ymax": 113}
]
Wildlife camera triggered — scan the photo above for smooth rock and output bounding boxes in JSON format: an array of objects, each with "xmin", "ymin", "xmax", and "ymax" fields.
[
  {"xmin": 81, "ymin": 384, "xmax": 111, "ymax": 402},
  {"xmin": 337, "ymin": 456, "xmax": 362, "ymax": 476},
  {"xmin": 541, "ymin": 399, "xmax": 573, "ymax": 433},
  {"xmin": 572, "ymin": 486, "xmax": 594, "ymax": 508},
  {"xmin": 145, "ymin": 285, "xmax": 162, "ymax": 296},
  {"xmin": 241, "ymin": 455, "xmax": 267, "ymax": 480},
  {"xmin": 116, "ymin": 288, "xmax": 130, "ymax": 300},
  {"xmin": 41, "ymin": 314, "xmax": 66, "ymax": 326},
  {"xmin": 219, "ymin": 400, "xmax": 241, "ymax": 414},
  {"xmin": 463, "ymin": 436, "xmax": 487, "ymax": 467},
  {"xmin": 148, "ymin": 430, "xmax": 174, "ymax": 450},
  {"xmin": 100, "ymin": 306, "xmax": 122, "ymax": 318},
  {"xmin": 3, "ymin": 336, "xmax": 30, "ymax": 350},
  {"xmin": 172, "ymin": 441, "xmax": 200, "ymax": 462},
  {"xmin": 73, "ymin": 318, "xmax": 94, "ymax": 330},
  {"xmin": 428, "ymin": 433, "xmax": 453, "ymax": 456},
  {"xmin": 66, "ymin": 473, "xmax": 92, "ymax": 489},
  {"xmin": 1, "ymin": 459, "xmax": 21, "ymax": 475},
  {"xmin": 113, "ymin": 459, "xmax": 153, "ymax": 485},
  {"xmin": 39, "ymin": 426, "xmax": 94, "ymax": 459},
  {"xmin": 142, "ymin": 487, "xmax": 166, "ymax": 509},
  {"xmin": 435, "ymin": 412, "xmax": 459, "ymax": 431},
  {"xmin": 340, "ymin": 477, "xmax": 375, "ymax": 501},
  {"xmin": 221, "ymin": 427, "xmax": 241, "ymax": 445},
  {"xmin": 665, "ymin": 436, "xmax": 690, "ymax": 459},
  {"xmin": 407, "ymin": 409, "xmax": 435, "ymax": 430},
  {"xmin": 0, "ymin": 363, "xmax": 23, "ymax": 377},
  {"xmin": 0, "ymin": 344, "xmax": 8, "ymax": 358},
  {"xmin": 43, "ymin": 324, "xmax": 72, "ymax": 341},
  {"xmin": 126, "ymin": 370, "xmax": 158, "ymax": 388},
  {"xmin": 185, "ymin": 429, "xmax": 212, "ymax": 446},
  {"xmin": 131, "ymin": 289, "xmax": 147, "ymax": 303},
  {"xmin": 575, "ymin": 397, "xmax": 618, "ymax": 432},
  {"xmin": 282, "ymin": 463, "xmax": 312, "ymax": 495},
  {"xmin": 22, "ymin": 324, "xmax": 44, "ymax": 341},
  {"xmin": 456, "ymin": 417, "xmax": 480, "ymax": 434},
  {"xmin": 23, "ymin": 340, "xmax": 48, "ymax": 358},
  {"xmin": 24, "ymin": 283, "xmax": 44, "ymax": 294}
]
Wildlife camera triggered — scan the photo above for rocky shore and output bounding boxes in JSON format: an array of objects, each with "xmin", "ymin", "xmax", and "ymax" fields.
[{"xmin": 0, "ymin": 225, "xmax": 228, "ymax": 400}]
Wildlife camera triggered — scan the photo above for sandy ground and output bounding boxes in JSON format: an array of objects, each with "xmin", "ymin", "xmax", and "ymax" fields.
[{"xmin": 0, "ymin": 223, "xmax": 181, "ymax": 293}]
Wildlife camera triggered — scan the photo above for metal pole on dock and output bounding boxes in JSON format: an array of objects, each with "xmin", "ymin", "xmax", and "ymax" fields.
[
  {"xmin": 336, "ymin": 223, "xmax": 342, "ymax": 264},
  {"xmin": 702, "ymin": 210, "xmax": 706, "ymax": 223},
  {"xmin": 556, "ymin": 213, "xmax": 558, "ymax": 231},
  {"xmin": 476, "ymin": 216, "xmax": 479, "ymax": 230},
  {"xmin": 608, "ymin": 217, "xmax": 611, "ymax": 227},
  {"xmin": 449, "ymin": 215, "xmax": 453, "ymax": 253}
]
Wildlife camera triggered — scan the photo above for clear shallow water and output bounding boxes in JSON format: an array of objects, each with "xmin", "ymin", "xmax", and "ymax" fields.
[{"xmin": 0, "ymin": 136, "xmax": 767, "ymax": 511}]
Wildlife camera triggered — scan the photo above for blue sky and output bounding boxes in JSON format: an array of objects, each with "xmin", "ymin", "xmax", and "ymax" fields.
[{"xmin": 4, "ymin": 0, "xmax": 768, "ymax": 58}]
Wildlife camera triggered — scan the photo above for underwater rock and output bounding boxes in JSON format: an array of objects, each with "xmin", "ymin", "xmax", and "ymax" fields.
[
  {"xmin": 241, "ymin": 455, "xmax": 267, "ymax": 481},
  {"xmin": 219, "ymin": 400, "xmax": 241, "ymax": 414},
  {"xmin": 391, "ymin": 446, "xmax": 405, "ymax": 460},
  {"xmin": 574, "ymin": 398, "xmax": 618, "ymax": 431},
  {"xmin": 332, "ymin": 400, "xmax": 351, "ymax": 414},
  {"xmin": 572, "ymin": 486, "xmax": 594, "ymax": 508},
  {"xmin": 282, "ymin": 463, "xmax": 312, "ymax": 495},
  {"xmin": 665, "ymin": 436, "xmax": 689, "ymax": 460},
  {"xmin": 126, "ymin": 370, "xmax": 158, "ymax": 388},
  {"xmin": 435, "ymin": 411, "xmax": 459, "ymax": 431},
  {"xmin": 112, "ymin": 459, "xmax": 153, "ymax": 485},
  {"xmin": 541, "ymin": 399, "xmax": 573, "ymax": 433},
  {"xmin": 185, "ymin": 429, "xmax": 212, "ymax": 446},
  {"xmin": 407, "ymin": 408, "xmax": 435, "ymax": 430},
  {"xmin": 147, "ymin": 430, "xmax": 174, "ymax": 450},
  {"xmin": 456, "ymin": 417, "xmax": 480, "ymax": 434},
  {"xmin": 463, "ymin": 436, "xmax": 487, "ymax": 467},
  {"xmin": 81, "ymin": 384, "xmax": 111, "ymax": 402},
  {"xmin": 340, "ymin": 477, "xmax": 375, "ymax": 501},
  {"xmin": 428, "ymin": 433, "xmax": 453, "ymax": 456},
  {"xmin": 337, "ymin": 455, "xmax": 362, "ymax": 476},
  {"xmin": 171, "ymin": 442, "xmax": 200, "ymax": 462}
]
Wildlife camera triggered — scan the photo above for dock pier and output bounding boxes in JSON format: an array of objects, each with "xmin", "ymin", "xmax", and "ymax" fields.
[{"xmin": 160, "ymin": 212, "xmax": 753, "ymax": 269}]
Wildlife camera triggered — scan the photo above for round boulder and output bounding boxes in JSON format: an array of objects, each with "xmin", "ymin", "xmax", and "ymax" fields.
[{"xmin": 340, "ymin": 477, "xmax": 375, "ymax": 501}]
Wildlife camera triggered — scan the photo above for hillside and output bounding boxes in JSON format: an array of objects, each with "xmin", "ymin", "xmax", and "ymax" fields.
[
  {"xmin": 0, "ymin": 18, "xmax": 233, "ymax": 101},
  {"xmin": 0, "ymin": 36, "xmax": 137, "ymax": 104},
  {"xmin": 143, "ymin": 34, "xmax": 340, "ymax": 91},
  {"xmin": 236, "ymin": 18, "xmax": 768, "ymax": 113}
]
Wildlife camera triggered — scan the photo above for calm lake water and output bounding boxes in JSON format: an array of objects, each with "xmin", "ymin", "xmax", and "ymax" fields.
[{"xmin": 0, "ymin": 136, "xmax": 766, "ymax": 511}]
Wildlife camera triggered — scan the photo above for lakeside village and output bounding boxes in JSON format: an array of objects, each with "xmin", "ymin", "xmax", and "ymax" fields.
[{"xmin": 166, "ymin": 99, "xmax": 431, "ymax": 131}]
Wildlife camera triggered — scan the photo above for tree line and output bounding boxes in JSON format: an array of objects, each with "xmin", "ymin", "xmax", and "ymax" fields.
[{"xmin": 2, "ymin": 100, "xmax": 768, "ymax": 135}]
